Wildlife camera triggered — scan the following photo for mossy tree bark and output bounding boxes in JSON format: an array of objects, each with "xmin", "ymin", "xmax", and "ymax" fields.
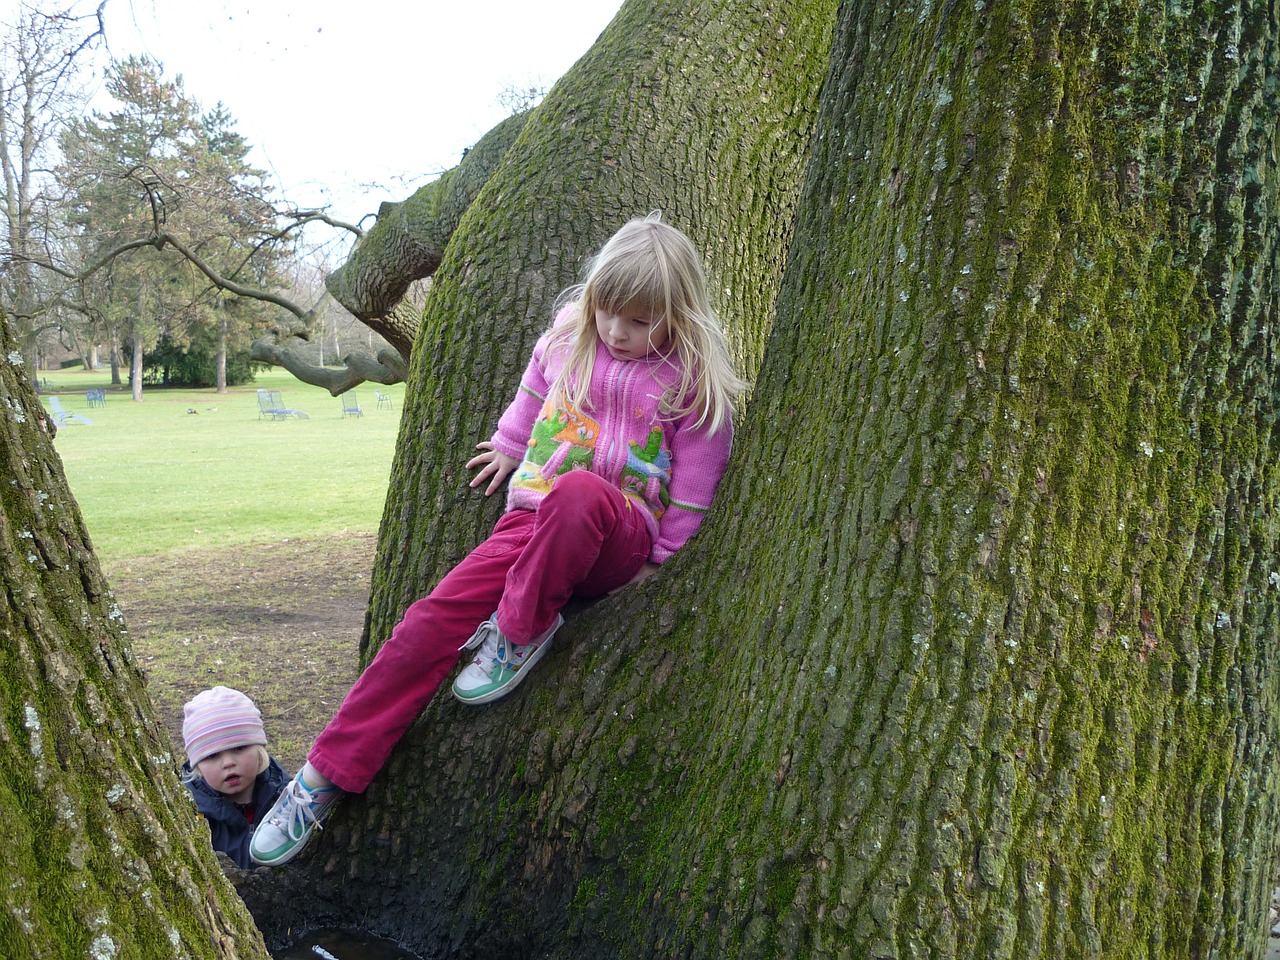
[
  {"xmin": 356, "ymin": 0, "xmax": 841, "ymax": 648},
  {"xmin": 244, "ymin": 0, "xmax": 840, "ymax": 951},
  {"xmin": 245, "ymin": 0, "xmax": 1280, "ymax": 957},
  {"xmin": 0, "ymin": 321, "xmax": 270, "ymax": 957}
]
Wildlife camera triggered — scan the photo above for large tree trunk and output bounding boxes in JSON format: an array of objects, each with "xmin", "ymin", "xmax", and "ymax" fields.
[
  {"xmin": 250, "ymin": 0, "xmax": 1280, "ymax": 957},
  {"xmin": 358, "ymin": 0, "xmax": 840, "ymax": 644},
  {"xmin": 0, "ymin": 315, "xmax": 270, "ymax": 957},
  {"xmin": 678, "ymin": 0, "xmax": 1280, "ymax": 953},
  {"xmin": 243, "ymin": 0, "xmax": 839, "ymax": 947},
  {"xmin": 20, "ymin": 330, "xmax": 38, "ymax": 386}
]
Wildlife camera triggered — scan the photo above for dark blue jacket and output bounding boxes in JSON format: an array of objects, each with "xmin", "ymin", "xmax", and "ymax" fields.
[{"xmin": 183, "ymin": 756, "xmax": 288, "ymax": 868}]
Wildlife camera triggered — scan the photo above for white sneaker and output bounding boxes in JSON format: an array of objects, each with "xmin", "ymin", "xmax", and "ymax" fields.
[
  {"xmin": 249, "ymin": 773, "xmax": 342, "ymax": 866},
  {"xmin": 452, "ymin": 613, "xmax": 563, "ymax": 705}
]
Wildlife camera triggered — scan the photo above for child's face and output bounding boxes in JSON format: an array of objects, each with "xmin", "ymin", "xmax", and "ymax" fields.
[
  {"xmin": 196, "ymin": 744, "xmax": 261, "ymax": 803},
  {"xmin": 595, "ymin": 306, "xmax": 669, "ymax": 361}
]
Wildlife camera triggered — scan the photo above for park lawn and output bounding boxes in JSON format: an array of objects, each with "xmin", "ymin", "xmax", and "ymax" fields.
[{"xmin": 43, "ymin": 367, "xmax": 406, "ymax": 565}]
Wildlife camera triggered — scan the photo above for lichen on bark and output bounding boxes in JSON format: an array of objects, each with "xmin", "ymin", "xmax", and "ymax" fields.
[{"xmin": 0, "ymin": 320, "xmax": 269, "ymax": 957}]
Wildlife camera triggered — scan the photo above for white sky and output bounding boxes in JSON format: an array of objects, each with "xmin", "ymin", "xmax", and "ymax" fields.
[{"xmin": 58, "ymin": 0, "xmax": 622, "ymax": 228}]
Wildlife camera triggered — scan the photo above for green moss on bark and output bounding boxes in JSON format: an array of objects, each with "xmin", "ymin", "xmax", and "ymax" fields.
[
  {"xmin": 246, "ymin": 0, "xmax": 1279, "ymax": 957},
  {"xmin": 0, "ymin": 315, "xmax": 269, "ymax": 957}
]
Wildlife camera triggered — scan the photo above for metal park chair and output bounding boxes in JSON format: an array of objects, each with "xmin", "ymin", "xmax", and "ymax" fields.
[
  {"xmin": 257, "ymin": 389, "xmax": 285, "ymax": 420},
  {"xmin": 47, "ymin": 395, "xmax": 92, "ymax": 425},
  {"xmin": 257, "ymin": 389, "xmax": 308, "ymax": 420}
]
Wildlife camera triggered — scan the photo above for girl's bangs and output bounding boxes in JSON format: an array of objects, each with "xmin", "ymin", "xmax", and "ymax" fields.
[{"xmin": 591, "ymin": 256, "xmax": 667, "ymax": 320}]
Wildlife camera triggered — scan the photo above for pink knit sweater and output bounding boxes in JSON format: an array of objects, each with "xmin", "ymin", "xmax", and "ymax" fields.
[{"xmin": 490, "ymin": 319, "xmax": 733, "ymax": 564}]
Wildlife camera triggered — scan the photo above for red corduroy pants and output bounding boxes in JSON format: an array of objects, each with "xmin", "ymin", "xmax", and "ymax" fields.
[{"xmin": 308, "ymin": 470, "xmax": 651, "ymax": 793}]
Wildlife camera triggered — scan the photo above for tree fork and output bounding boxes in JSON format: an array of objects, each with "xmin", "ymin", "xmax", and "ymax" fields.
[
  {"xmin": 243, "ymin": 0, "xmax": 1280, "ymax": 957},
  {"xmin": 241, "ymin": 0, "xmax": 841, "ymax": 952}
]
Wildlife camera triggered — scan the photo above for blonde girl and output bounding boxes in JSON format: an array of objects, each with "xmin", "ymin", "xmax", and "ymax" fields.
[{"xmin": 252, "ymin": 214, "xmax": 744, "ymax": 867}]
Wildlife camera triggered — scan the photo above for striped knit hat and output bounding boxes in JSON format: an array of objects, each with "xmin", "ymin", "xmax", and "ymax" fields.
[{"xmin": 182, "ymin": 686, "xmax": 267, "ymax": 766}]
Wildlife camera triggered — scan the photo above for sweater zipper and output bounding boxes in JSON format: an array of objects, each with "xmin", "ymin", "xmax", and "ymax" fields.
[{"xmin": 600, "ymin": 356, "xmax": 635, "ymax": 483}]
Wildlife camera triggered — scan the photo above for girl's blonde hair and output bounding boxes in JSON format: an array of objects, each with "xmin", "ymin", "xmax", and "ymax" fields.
[{"xmin": 548, "ymin": 213, "xmax": 745, "ymax": 433}]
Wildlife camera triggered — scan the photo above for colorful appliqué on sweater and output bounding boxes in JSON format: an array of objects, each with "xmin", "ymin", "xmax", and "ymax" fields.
[
  {"xmin": 511, "ymin": 401, "xmax": 600, "ymax": 495},
  {"xmin": 621, "ymin": 427, "xmax": 672, "ymax": 515},
  {"xmin": 490, "ymin": 306, "xmax": 733, "ymax": 564}
]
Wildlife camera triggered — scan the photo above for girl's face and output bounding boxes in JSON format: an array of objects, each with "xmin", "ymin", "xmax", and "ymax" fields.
[
  {"xmin": 595, "ymin": 306, "xmax": 669, "ymax": 361},
  {"xmin": 196, "ymin": 744, "xmax": 261, "ymax": 804}
]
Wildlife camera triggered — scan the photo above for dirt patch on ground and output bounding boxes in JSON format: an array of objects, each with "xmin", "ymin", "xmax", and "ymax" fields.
[{"xmin": 106, "ymin": 534, "xmax": 376, "ymax": 774}]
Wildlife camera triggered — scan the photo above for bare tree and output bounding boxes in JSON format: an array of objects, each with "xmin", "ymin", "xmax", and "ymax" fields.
[{"xmin": 0, "ymin": 1, "xmax": 103, "ymax": 376}]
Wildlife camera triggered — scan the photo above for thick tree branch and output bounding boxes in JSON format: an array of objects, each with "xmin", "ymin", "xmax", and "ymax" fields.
[
  {"xmin": 12, "ymin": 212, "xmax": 409, "ymax": 396},
  {"xmin": 325, "ymin": 110, "xmax": 529, "ymax": 357},
  {"xmin": 248, "ymin": 332, "xmax": 406, "ymax": 395},
  {"xmin": 155, "ymin": 229, "xmax": 310, "ymax": 321}
]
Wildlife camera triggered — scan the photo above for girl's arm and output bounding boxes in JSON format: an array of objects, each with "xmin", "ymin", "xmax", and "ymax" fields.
[
  {"xmin": 477, "ymin": 314, "xmax": 575, "ymax": 494},
  {"xmin": 651, "ymin": 412, "xmax": 734, "ymax": 563},
  {"xmin": 490, "ymin": 306, "xmax": 577, "ymax": 462},
  {"xmin": 489, "ymin": 333, "xmax": 555, "ymax": 462}
]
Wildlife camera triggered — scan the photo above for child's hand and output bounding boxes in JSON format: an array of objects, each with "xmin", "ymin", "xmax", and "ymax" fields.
[
  {"xmin": 467, "ymin": 441, "xmax": 519, "ymax": 496},
  {"xmin": 609, "ymin": 561, "xmax": 661, "ymax": 594}
]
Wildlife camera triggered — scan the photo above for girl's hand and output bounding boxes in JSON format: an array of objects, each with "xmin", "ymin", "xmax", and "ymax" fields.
[
  {"xmin": 467, "ymin": 441, "xmax": 520, "ymax": 496},
  {"xmin": 609, "ymin": 561, "xmax": 661, "ymax": 594}
]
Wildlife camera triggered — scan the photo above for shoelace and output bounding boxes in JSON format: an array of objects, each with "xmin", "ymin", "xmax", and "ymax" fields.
[
  {"xmin": 269, "ymin": 777, "xmax": 329, "ymax": 841},
  {"xmin": 459, "ymin": 618, "xmax": 510, "ymax": 677}
]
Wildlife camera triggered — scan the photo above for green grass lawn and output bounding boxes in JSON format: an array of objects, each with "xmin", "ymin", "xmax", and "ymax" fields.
[{"xmin": 43, "ymin": 367, "xmax": 405, "ymax": 564}]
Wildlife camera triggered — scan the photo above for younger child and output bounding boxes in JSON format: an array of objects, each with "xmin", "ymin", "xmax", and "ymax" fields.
[
  {"xmin": 250, "ymin": 214, "xmax": 744, "ymax": 867},
  {"xmin": 181, "ymin": 685, "xmax": 287, "ymax": 869}
]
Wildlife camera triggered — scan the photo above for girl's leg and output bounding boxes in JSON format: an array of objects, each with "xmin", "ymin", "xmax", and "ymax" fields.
[
  {"xmin": 497, "ymin": 470, "xmax": 651, "ymax": 642},
  {"xmin": 308, "ymin": 510, "xmax": 537, "ymax": 793}
]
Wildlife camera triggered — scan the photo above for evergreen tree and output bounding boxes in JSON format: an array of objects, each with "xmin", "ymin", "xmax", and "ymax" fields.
[{"xmin": 56, "ymin": 57, "xmax": 282, "ymax": 398}]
